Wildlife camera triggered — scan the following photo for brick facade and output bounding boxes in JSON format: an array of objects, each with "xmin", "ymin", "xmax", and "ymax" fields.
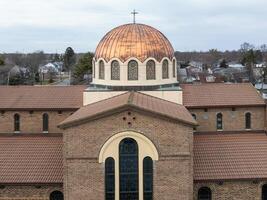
[
  {"xmin": 63, "ymin": 110, "xmax": 194, "ymax": 200},
  {"xmin": 194, "ymin": 180, "xmax": 267, "ymax": 200},
  {"xmin": 189, "ymin": 106, "xmax": 266, "ymax": 132},
  {"xmin": 0, "ymin": 185, "xmax": 63, "ymax": 200},
  {"xmin": 0, "ymin": 111, "xmax": 75, "ymax": 134}
]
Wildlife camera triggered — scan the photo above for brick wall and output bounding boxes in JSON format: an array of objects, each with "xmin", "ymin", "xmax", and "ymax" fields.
[
  {"xmin": 194, "ymin": 180, "xmax": 267, "ymax": 200},
  {"xmin": 189, "ymin": 106, "xmax": 265, "ymax": 132},
  {"xmin": 0, "ymin": 185, "xmax": 63, "ymax": 200},
  {"xmin": 0, "ymin": 111, "xmax": 74, "ymax": 134},
  {"xmin": 63, "ymin": 110, "xmax": 194, "ymax": 200}
]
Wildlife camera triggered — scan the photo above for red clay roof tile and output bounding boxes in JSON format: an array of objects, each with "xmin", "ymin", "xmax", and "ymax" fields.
[
  {"xmin": 0, "ymin": 86, "xmax": 86, "ymax": 110},
  {"xmin": 182, "ymin": 83, "xmax": 265, "ymax": 108},
  {"xmin": 59, "ymin": 92, "xmax": 197, "ymax": 128},
  {"xmin": 194, "ymin": 132, "xmax": 267, "ymax": 181},
  {"xmin": 0, "ymin": 135, "xmax": 63, "ymax": 183}
]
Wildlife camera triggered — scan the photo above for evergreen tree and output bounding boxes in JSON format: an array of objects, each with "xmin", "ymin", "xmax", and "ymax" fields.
[
  {"xmin": 0, "ymin": 56, "xmax": 5, "ymax": 66},
  {"xmin": 63, "ymin": 47, "xmax": 76, "ymax": 72},
  {"xmin": 73, "ymin": 52, "xmax": 94, "ymax": 84}
]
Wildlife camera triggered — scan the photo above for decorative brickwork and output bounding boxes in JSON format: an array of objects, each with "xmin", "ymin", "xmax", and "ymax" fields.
[{"xmin": 63, "ymin": 110, "xmax": 194, "ymax": 200}]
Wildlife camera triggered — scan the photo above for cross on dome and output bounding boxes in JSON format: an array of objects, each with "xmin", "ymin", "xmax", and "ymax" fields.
[{"xmin": 131, "ymin": 9, "xmax": 138, "ymax": 24}]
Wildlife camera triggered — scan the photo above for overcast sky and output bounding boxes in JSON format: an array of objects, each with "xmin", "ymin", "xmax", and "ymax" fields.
[{"xmin": 0, "ymin": 0, "xmax": 267, "ymax": 53}]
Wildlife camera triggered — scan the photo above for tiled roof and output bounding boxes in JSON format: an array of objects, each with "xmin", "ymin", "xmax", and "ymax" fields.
[
  {"xmin": 59, "ymin": 92, "xmax": 197, "ymax": 128},
  {"xmin": 182, "ymin": 83, "xmax": 265, "ymax": 108},
  {"xmin": 0, "ymin": 85, "xmax": 86, "ymax": 110},
  {"xmin": 194, "ymin": 132, "xmax": 267, "ymax": 181},
  {"xmin": 0, "ymin": 135, "xmax": 63, "ymax": 184}
]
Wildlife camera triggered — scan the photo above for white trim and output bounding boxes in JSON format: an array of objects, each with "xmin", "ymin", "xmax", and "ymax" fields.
[{"xmin": 99, "ymin": 131, "xmax": 159, "ymax": 200}]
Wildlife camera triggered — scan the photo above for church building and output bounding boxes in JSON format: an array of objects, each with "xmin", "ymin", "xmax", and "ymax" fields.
[{"xmin": 0, "ymin": 22, "xmax": 267, "ymax": 200}]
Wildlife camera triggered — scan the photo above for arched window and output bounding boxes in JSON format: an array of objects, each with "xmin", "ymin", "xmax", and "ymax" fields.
[
  {"xmin": 111, "ymin": 61, "xmax": 120, "ymax": 80},
  {"xmin": 162, "ymin": 60, "xmax": 169, "ymax": 79},
  {"xmin": 105, "ymin": 157, "xmax": 115, "ymax": 200},
  {"xmin": 43, "ymin": 113, "xmax": 49, "ymax": 132},
  {"xmin": 216, "ymin": 113, "xmax": 223, "ymax": 130},
  {"xmin": 172, "ymin": 60, "xmax": 176, "ymax": 78},
  {"xmin": 198, "ymin": 187, "xmax": 212, "ymax": 200},
  {"xmin": 262, "ymin": 184, "xmax": 267, "ymax": 200},
  {"xmin": 119, "ymin": 138, "xmax": 138, "ymax": 199},
  {"xmin": 128, "ymin": 60, "xmax": 138, "ymax": 80},
  {"xmin": 146, "ymin": 60, "xmax": 156, "ymax": 80},
  {"xmin": 99, "ymin": 60, "xmax": 105, "ymax": 79},
  {"xmin": 245, "ymin": 112, "xmax": 251, "ymax": 129},
  {"xmin": 143, "ymin": 157, "xmax": 153, "ymax": 200},
  {"xmin": 50, "ymin": 191, "xmax": 64, "ymax": 200},
  {"xmin": 14, "ymin": 113, "xmax": 20, "ymax": 132}
]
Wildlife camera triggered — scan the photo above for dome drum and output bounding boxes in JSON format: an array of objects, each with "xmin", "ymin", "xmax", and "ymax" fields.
[{"xmin": 92, "ymin": 57, "xmax": 177, "ymax": 87}]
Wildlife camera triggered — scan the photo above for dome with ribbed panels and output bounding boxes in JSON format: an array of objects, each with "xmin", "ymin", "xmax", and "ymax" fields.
[{"xmin": 94, "ymin": 23, "xmax": 174, "ymax": 62}]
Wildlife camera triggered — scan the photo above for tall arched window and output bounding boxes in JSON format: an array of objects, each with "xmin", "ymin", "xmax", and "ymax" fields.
[
  {"xmin": 119, "ymin": 138, "xmax": 138, "ymax": 199},
  {"xmin": 14, "ymin": 113, "xmax": 20, "ymax": 132},
  {"xmin": 143, "ymin": 157, "xmax": 153, "ymax": 200},
  {"xmin": 128, "ymin": 60, "xmax": 138, "ymax": 80},
  {"xmin": 262, "ymin": 184, "xmax": 267, "ymax": 200},
  {"xmin": 216, "ymin": 113, "xmax": 223, "ymax": 130},
  {"xmin": 198, "ymin": 187, "xmax": 212, "ymax": 200},
  {"xmin": 43, "ymin": 113, "xmax": 49, "ymax": 132},
  {"xmin": 146, "ymin": 60, "xmax": 156, "ymax": 80},
  {"xmin": 50, "ymin": 191, "xmax": 64, "ymax": 200},
  {"xmin": 162, "ymin": 60, "xmax": 169, "ymax": 79},
  {"xmin": 111, "ymin": 61, "xmax": 120, "ymax": 80},
  {"xmin": 99, "ymin": 60, "xmax": 105, "ymax": 79},
  {"xmin": 245, "ymin": 112, "xmax": 251, "ymax": 129},
  {"xmin": 105, "ymin": 157, "xmax": 115, "ymax": 200}
]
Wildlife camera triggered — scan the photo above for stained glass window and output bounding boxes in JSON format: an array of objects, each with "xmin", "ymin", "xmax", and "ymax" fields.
[
  {"xmin": 119, "ymin": 138, "xmax": 139, "ymax": 200},
  {"xmin": 162, "ymin": 60, "xmax": 169, "ymax": 79},
  {"xmin": 262, "ymin": 184, "xmax": 267, "ymax": 200},
  {"xmin": 111, "ymin": 61, "xmax": 120, "ymax": 80},
  {"xmin": 143, "ymin": 157, "xmax": 153, "ymax": 200},
  {"xmin": 216, "ymin": 113, "xmax": 223, "ymax": 130},
  {"xmin": 146, "ymin": 60, "xmax": 156, "ymax": 80},
  {"xmin": 43, "ymin": 113, "xmax": 49, "ymax": 132},
  {"xmin": 198, "ymin": 187, "xmax": 211, "ymax": 200},
  {"xmin": 99, "ymin": 60, "xmax": 105, "ymax": 79},
  {"xmin": 50, "ymin": 191, "xmax": 64, "ymax": 200},
  {"xmin": 105, "ymin": 157, "xmax": 115, "ymax": 200},
  {"xmin": 245, "ymin": 112, "xmax": 251, "ymax": 129},
  {"xmin": 172, "ymin": 60, "xmax": 176, "ymax": 78},
  {"xmin": 128, "ymin": 61, "xmax": 138, "ymax": 80},
  {"xmin": 14, "ymin": 113, "xmax": 20, "ymax": 132}
]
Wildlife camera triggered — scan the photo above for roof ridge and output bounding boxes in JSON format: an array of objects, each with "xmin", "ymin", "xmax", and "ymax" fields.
[{"xmin": 128, "ymin": 91, "xmax": 135, "ymax": 104}]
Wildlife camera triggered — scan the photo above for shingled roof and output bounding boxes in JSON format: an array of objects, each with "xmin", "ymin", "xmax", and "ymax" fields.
[
  {"xmin": 194, "ymin": 131, "xmax": 267, "ymax": 181},
  {"xmin": 59, "ymin": 91, "xmax": 197, "ymax": 128},
  {"xmin": 0, "ymin": 85, "xmax": 86, "ymax": 110},
  {"xmin": 182, "ymin": 83, "xmax": 265, "ymax": 108},
  {"xmin": 0, "ymin": 135, "xmax": 63, "ymax": 184}
]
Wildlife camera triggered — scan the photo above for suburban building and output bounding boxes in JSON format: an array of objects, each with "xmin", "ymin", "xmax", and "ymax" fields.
[{"xmin": 0, "ymin": 23, "xmax": 267, "ymax": 200}]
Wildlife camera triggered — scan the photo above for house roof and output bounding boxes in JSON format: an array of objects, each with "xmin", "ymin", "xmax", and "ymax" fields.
[
  {"xmin": 59, "ymin": 91, "xmax": 197, "ymax": 129},
  {"xmin": 182, "ymin": 83, "xmax": 265, "ymax": 108},
  {"xmin": 0, "ymin": 86, "xmax": 86, "ymax": 110},
  {"xmin": 0, "ymin": 135, "xmax": 63, "ymax": 184},
  {"xmin": 194, "ymin": 131, "xmax": 267, "ymax": 181}
]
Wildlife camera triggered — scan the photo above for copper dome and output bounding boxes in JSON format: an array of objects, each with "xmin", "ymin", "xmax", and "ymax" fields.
[{"xmin": 94, "ymin": 23, "xmax": 174, "ymax": 63}]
